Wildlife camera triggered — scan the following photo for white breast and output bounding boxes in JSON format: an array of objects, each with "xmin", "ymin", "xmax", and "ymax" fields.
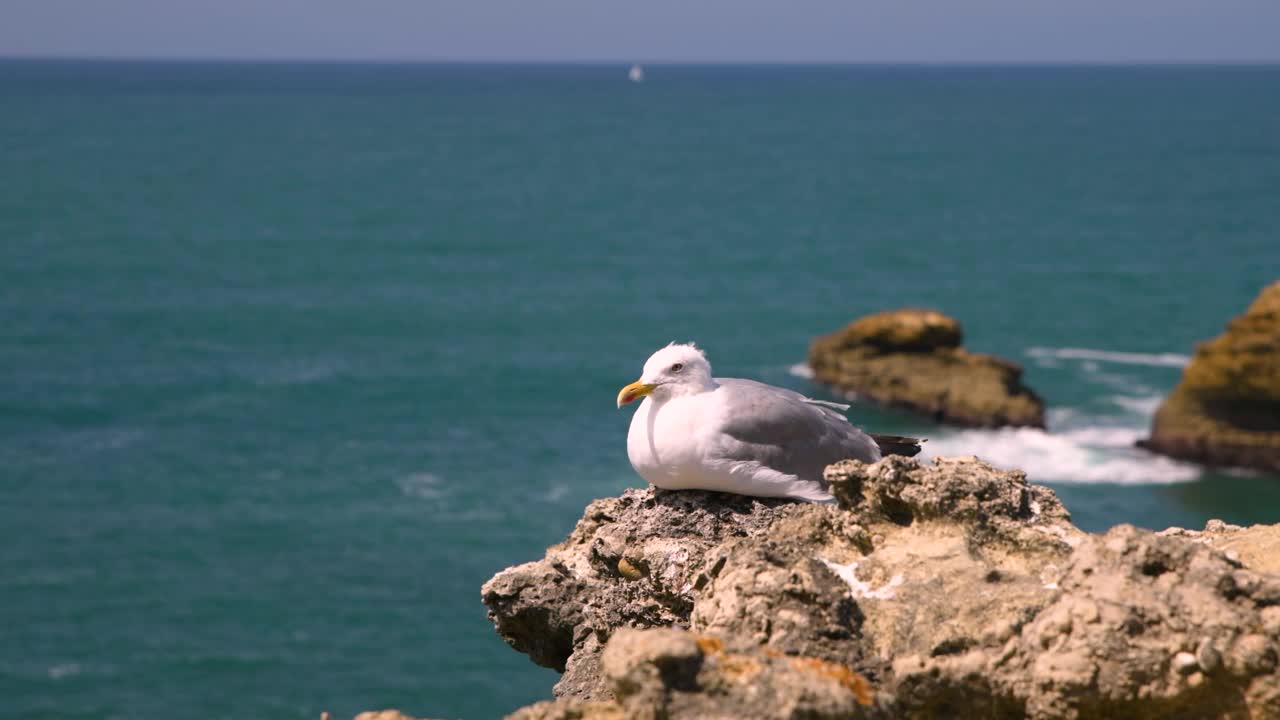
[
  {"xmin": 626, "ymin": 395, "xmax": 706, "ymax": 490},
  {"xmin": 625, "ymin": 393, "xmax": 833, "ymax": 501}
]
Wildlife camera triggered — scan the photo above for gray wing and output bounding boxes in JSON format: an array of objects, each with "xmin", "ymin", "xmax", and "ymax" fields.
[{"xmin": 709, "ymin": 378, "xmax": 881, "ymax": 484}]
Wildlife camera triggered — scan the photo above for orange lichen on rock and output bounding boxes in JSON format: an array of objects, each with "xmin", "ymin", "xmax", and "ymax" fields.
[
  {"xmin": 716, "ymin": 653, "xmax": 764, "ymax": 680},
  {"xmin": 694, "ymin": 635, "xmax": 724, "ymax": 656},
  {"xmin": 749, "ymin": 645, "xmax": 871, "ymax": 705},
  {"xmin": 696, "ymin": 636, "xmax": 765, "ymax": 680},
  {"xmin": 786, "ymin": 656, "xmax": 874, "ymax": 706}
]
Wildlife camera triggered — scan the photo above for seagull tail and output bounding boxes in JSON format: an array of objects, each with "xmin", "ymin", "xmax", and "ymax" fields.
[{"xmin": 871, "ymin": 434, "xmax": 925, "ymax": 458}]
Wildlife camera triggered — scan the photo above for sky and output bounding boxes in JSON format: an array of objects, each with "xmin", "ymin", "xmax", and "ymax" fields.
[{"xmin": 1, "ymin": 0, "xmax": 1278, "ymax": 63}]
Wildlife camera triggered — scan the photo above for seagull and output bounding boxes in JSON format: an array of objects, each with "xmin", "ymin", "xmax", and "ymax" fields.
[{"xmin": 616, "ymin": 343, "xmax": 921, "ymax": 502}]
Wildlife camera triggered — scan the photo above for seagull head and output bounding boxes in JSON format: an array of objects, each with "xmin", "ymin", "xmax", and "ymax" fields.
[{"xmin": 617, "ymin": 343, "xmax": 716, "ymax": 408}]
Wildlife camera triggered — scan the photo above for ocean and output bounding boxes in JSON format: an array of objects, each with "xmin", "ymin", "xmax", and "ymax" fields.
[{"xmin": 2, "ymin": 60, "xmax": 1278, "ymax": 719}]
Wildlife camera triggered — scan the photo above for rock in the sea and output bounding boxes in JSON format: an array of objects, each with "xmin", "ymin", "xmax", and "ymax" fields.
[
  {"xmin": 808, "ymin": 309, "xmax": 1045, "ymax": 428},
  {"xmin": 484, "ymin": 456, "xmax": 1280, "ymax": 719},
  {"xmin": 1140, "ymin": 281, "xmax": 1280, "ymax": 473}
]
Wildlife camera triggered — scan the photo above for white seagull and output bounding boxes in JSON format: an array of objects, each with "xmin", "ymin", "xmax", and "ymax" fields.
[{"xmin": 616, "ymin": 343, "xmax": 921, "ymax": 502}]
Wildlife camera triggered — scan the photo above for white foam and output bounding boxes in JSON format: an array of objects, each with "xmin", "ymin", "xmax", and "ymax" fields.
[
  {"xmin": 786, "ymin": 350, "xmax": 1194, "ymax": 486},
  {"xmin": 1110, "ymin": 394, "xmax": 1164, "ymax": 416},
  {"xmin": 243, "ymin": 359, "xmax": 343, "ymax": 386},
  {"xmin": 1026, "ymin": 347, "xmax": 1190, "ymax": 368},
  {"xmin": 48, "ymin": 663, "xmax": 81, "ymax": 680},
  {"xmin": 920, "ymin": 425, "xmax": 1200, "ymax": 485},
  {"xmin": 1079, "ymin": 368, "xmax": 1157, "ymax": 394},
  {"xmin": 395, "ymin": 472, "xmax": 446, "ymax": 500},
  {"xmin": 788, "ymin": 363, "xmax": 815, "ymax": 379},
  {"xmin": 75, "ymin": 428, "xmax": 145, "ymax": 452}
]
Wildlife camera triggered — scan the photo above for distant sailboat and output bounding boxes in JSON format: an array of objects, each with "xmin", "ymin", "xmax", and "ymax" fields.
[{"xmin": 628, "ymin": 64, "xmax": 644, "ymax": 83}]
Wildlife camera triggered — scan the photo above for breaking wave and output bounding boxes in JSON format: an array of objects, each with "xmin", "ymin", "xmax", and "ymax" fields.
[
  {"xmin": 395, "ymin": 472, "xmax": 446, "ymax": 500},
  {"xmin": 787, "ymin": 363, "xmax": 815, "ymax": 380},
  {"xmin": 919, "ymin": 423, "xmax": 1200, "ymax": 486},
  {"xmin": 1026, "ymin": 346, "xmax": 1190, "ymax": 368},
  {"xmin": 787, "ymin": 346, "xmax": 1201, "ymax": 485}
]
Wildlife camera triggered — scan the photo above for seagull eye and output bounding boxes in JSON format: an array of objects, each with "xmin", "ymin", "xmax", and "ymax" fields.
[{"xmin": 671, "ymin": 363, "xmax": 684, "ymax": 372}]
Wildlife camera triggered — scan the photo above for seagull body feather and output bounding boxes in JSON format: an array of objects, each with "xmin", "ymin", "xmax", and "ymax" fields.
[{"xmin": 626, "ymin": 376, "xmax": 883, "ymax": 502}]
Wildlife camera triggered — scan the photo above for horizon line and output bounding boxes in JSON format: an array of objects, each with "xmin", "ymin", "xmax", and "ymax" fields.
[{"xmin": 3, "ymin": 54, "xmax": 1280, "ymax": 68}]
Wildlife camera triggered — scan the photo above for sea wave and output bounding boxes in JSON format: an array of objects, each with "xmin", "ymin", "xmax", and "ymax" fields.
[
  {"xmin": 542, "ymin": 483, "xmax": 570, "ymax": 502},
  {"xmin": 48, "ymin": 663, "xmax": 82, "ymax": 680},
  {"xmin": 785, "ymin": 356, "xmax": 1195, "ymax": 485},
  {"xmin": 395, "ymin": 472, "xmax": 446, "ymax": 500},
  {"xmin": 787, "ymin": 363, "xmax": 815, "ymax": 380},
  {"xmin": 1109, "ymin": 394, "xmax": 1164, "ymax": 416},
  {"xmin": 241, "ymin": 359, "xmax": 344, "ymax": 387},
  {"xmin": 920, "ymin": 424, "xmax": 1200, "ymax": 485},
  {"xmin": 922, "ymin": 389, "xmax": 1199, "ymax": 486},
  {"xmin": 1026, "ymin": 346, "xmax": 1191, "ymax": 368}
]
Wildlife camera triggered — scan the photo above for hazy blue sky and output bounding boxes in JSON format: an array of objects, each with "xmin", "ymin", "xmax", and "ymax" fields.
[{"xmin": 2, "ymin": 0, "xmax": 1278, "ymax": 63}]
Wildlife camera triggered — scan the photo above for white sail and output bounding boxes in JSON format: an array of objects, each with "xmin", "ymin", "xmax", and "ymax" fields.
[{"xmin": 628, "ymin": 64, "xmax": 644, "ymax": 83}]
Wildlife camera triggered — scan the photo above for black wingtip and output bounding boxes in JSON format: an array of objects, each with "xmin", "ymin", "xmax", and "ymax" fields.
[{"xmin": 870, "ymin": 434, "xmax": 925, "ymax": 458}]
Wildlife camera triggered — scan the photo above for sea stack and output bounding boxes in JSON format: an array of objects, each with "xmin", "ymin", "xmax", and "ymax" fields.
[
  {"xmin": 1140, "ymin": 281, "xmax": 1280, "ymax": 473},
  {"xmin": 807, "ymin": 309, "xmax": 1045, "ymax": 428}
]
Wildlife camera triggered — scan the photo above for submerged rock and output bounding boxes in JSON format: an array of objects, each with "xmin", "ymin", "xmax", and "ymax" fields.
[
  {"xmin": 484, "ymin": 456, "xmax": 1280, "ymax": 719},
  {"xmin": 1140, "ymin": 281, "xmax": 1280, "ymax": 473},
  {"xmin": 807, "ymin": 309, "xmax": 1045, "ymax": 428}
]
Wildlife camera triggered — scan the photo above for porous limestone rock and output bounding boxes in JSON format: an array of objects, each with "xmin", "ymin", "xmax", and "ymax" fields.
[
  {"xmin": 993, "ymin": 524, "xmax": 1280, "ymax": 719},
  {"xmin": 808, "ymin": 308, "xmax": 1046, "ymax": 428},
  {"xmin": 481, "ymin": 488, "xmax": 800, "ymax": 698},
  {"xmin": 1161, "ymin": 519, "xmax": 1280, "ymax": 575},
  {"xmin": 1141, "ymin": 281, "xmax": 1280, "ymax": 473},
  {"xmin": 485, "ymin": 456, "xmax": 1280, "ymax": 719},
  {"xmin": 506, "ymin": 628, "xmax": 871, "ymax": 720},
  {"xmin": 484, "ymin": 456, "xmax": 1070, "ymax": 709}
]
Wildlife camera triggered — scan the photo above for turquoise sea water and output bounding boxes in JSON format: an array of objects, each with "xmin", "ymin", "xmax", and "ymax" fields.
[{"xmin": 3, "ymin": 61, "xmax": 1279, "ymax": 719}]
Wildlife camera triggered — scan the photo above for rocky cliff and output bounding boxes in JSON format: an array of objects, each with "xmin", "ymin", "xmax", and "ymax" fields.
[
  {"xmin": 808, "ymin": 309, "xmax": 1045, "ymax": 428},
  {"xmin": 1140, "ymin": 281, "xmax": 1280, "ymax": 473},
  {"xmin": 483, "ymin": 457, "xmax": 1280, "ymax": 719}
]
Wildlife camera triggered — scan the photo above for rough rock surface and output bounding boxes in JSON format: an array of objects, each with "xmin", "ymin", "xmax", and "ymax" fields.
[
  {"xmin": 1161, "ymin": 519, "xmax": 1280, "ymax": 576},
  {"xmin": 808, "ymin": 309, "xmax": 1045, "ymax": 428},
  {"xmin": 507, "ymin": 628, "xmax": 872, "ymax": 720},
  {"xmin": 481, "ymin": 489, "xmax": 802, "ymax": 698},
  {"xmin": 990, "ymin": 525, "xmax": 1280, "ymax": 719},
  {"xmin": 1140, "ymin": 281, "xmax": 1280, "ymax": 472},
  {"xmin": 484, "ymin": 457, "xmax": 1280, "ymax": 719}
]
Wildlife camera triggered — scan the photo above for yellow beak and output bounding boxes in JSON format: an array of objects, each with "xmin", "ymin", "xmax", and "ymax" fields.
[{"xmin": 616, "ymin": 380, "xmax": 657, "ymax": 408}]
